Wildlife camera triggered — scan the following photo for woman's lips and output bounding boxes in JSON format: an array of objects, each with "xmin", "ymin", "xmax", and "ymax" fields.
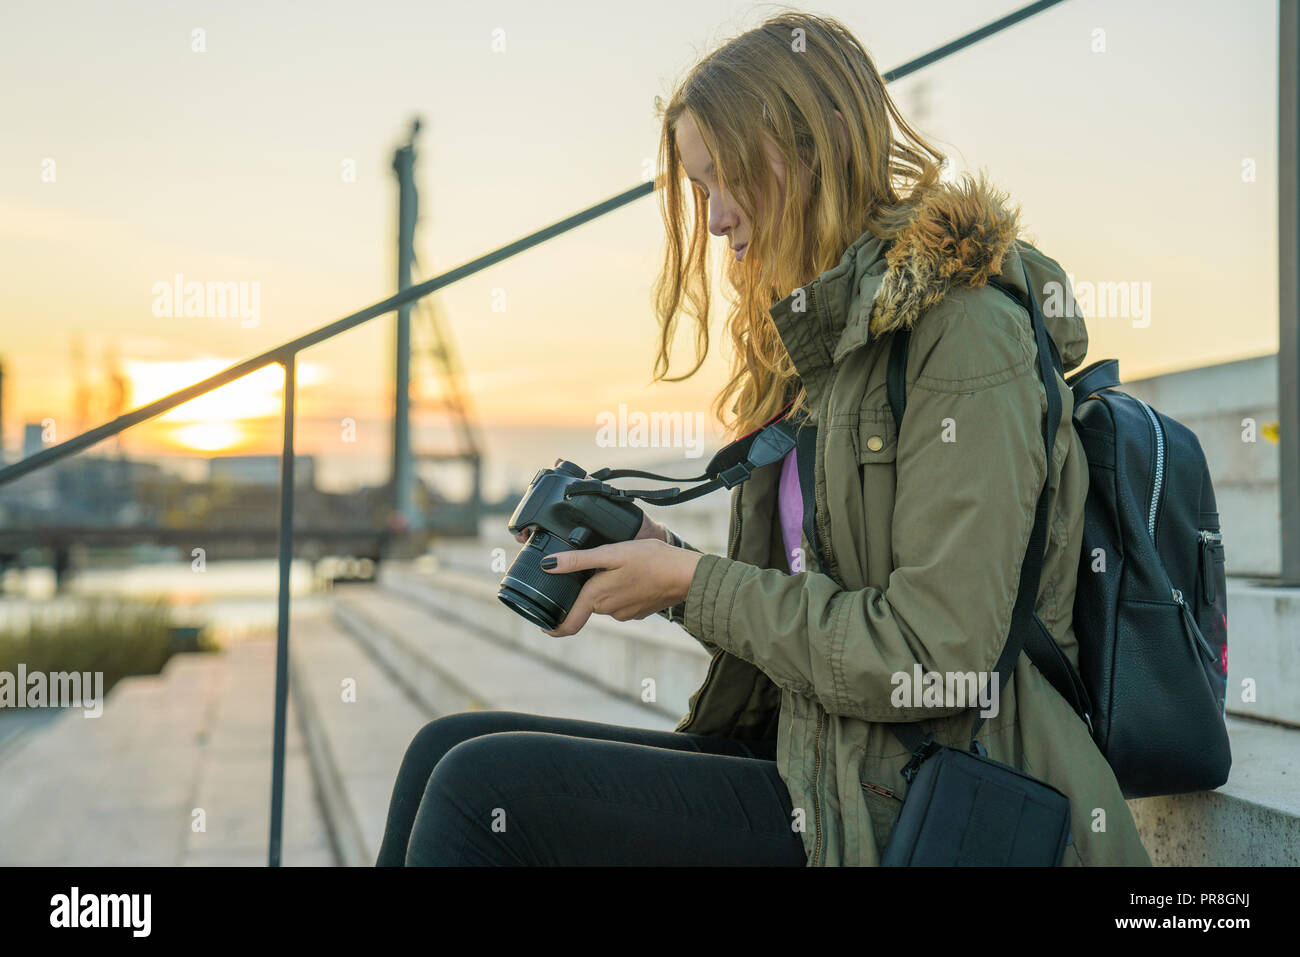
[{"xmin": 734, "ymin": 243, "xmax": 747, "ymax": 259}]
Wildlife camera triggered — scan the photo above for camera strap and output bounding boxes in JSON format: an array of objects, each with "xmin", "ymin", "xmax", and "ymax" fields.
[{"xmin": 563, "ymin": 399, "xmax": 805, "ymax": 507}]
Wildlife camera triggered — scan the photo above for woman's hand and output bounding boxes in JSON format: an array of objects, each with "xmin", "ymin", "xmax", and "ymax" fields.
[{"xmin": 538, "ymin": 538, "xmax": 704, "ymax": 637}]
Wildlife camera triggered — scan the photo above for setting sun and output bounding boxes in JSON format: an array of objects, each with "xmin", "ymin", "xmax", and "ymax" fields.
[
  {"xmin": 124, "ymin": 359, "xmax": 321, "ymax": 453},
  {"xmin": 171, "ymin": 422, "xmax": 245, "ymax": 451}
]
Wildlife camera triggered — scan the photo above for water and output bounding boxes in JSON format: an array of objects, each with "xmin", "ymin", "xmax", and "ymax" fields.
[
  {"xmin": 0, "ymin": 417, "xmax": 738, "ymax": 640},
  {"xmin": 1, "ymin": 559, "xmax": 330, "ymax": 644}
]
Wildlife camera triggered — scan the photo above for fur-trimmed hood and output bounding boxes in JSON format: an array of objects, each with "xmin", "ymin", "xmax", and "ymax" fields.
[
  {"xmin": 869, "ymin": 173, "xmax": 1023, "ymax": 338},
  {"xmin": 769, "ymin": 172, "xmax": 1089, "ymax": 389}
]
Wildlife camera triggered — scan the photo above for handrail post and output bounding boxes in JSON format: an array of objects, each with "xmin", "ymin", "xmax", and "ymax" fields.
[
  {"xmin": 1280, "ymin": 0, "xmax": 1299, "ymax": 585},
  {"xmin": 268, "ymin": 354, "xmax": 297, "ymax": 866},
  {"xmin": 393, "ymin": 121, "xmax": 420, "ymax": 532}
]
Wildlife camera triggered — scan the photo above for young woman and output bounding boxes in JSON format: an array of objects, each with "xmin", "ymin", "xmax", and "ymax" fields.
[{"xmin": 376, "ymin": 10, "xmax": 1151, "ymax": 866}]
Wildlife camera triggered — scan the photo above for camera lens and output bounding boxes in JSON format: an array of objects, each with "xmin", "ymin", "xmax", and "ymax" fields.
[{"xmin": 497, "ymin": 529, "xmax": 588, "ymax": 631}]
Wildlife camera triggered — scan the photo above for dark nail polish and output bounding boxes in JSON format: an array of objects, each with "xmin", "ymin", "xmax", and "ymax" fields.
[{"xmin": 540, "ymin": 556, "xmax": 557, "ymax": 569}]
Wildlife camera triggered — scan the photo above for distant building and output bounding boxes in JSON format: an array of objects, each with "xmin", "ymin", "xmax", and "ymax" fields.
[
  {"xmin": 209, "ymin": 454, "xmax": 315, "ymax": 488},
  {"xmin": 22, "ymin": 422, "xmax": 45, "ymax": 460}
]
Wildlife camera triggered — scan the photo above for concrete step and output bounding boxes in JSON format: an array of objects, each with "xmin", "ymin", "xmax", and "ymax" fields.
[
  {"xmin": 375, "ymin": 556, "xmax": 711, "ymax": 722},
  {"xmin": 1126, "ymin": 716, "xmax": 1300, "ymax": 866},
  {"xmin": 288, "ymin": 586, "xmax": 680, "ymax": 866},
  {"xmin": 286, "ymin": 610, "xmax": 433, "ymax": 866},
  {"xmin": 332, "ymin": 583, "xmax": 678, "ymax": 730},
  {"xmin": 0, "ymin": 640, "xmax": 334, "ymax": 866}
]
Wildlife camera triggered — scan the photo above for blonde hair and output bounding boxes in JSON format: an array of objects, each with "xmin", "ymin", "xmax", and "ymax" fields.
[{"xmin": 651, "ymin": 9, "xmax": 947, "ymax": 439}]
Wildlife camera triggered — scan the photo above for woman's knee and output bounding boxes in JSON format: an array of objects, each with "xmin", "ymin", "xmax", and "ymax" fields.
[
  {"xmin": 423, "ymin": 732, "xmax": 531, "ymax": 803},
  {"xmin": 403, "ymin": 711, "xmax": 521, "ymax": 767},
  {"xmin": 405, "ymin": 733, "xmax": 531, "ymax": 865}
]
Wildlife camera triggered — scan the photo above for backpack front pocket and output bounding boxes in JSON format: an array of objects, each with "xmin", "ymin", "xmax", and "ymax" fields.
[{"xmin": 1108, "ymin": 595, "xmax": 1232, "ymax": 796}]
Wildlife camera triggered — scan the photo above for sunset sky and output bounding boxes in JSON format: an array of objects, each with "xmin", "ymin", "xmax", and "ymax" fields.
[{"xmin": 0, "ymin": 0, "xmax": 1282, "ymax": 498}]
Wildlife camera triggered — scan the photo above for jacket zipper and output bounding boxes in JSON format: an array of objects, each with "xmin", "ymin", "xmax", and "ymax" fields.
[
  {"xmin": 811, "ymin": 708, "xmax": 826, "ymax": 865},
  {"xmin": 806, "ymin": 340, "xmax": 844, "ymax": 588},
  {"xmin": 726, "ymin": 482, "xmax": 743, "ymax": 561},
  {"xmin": 1136, "ymin": 399, "xmax": 1165, "ymax": 541},
  {"xmin": 808, "ymin": 408, "xmax": 830, "ymax": 865},
  {"xmin": 798, "ymin": 312, "xmax": 839, "ymax": 867}
]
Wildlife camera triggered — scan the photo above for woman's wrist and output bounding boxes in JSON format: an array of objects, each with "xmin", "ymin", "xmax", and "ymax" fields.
[{"xmin": 636, "ymin": 514, "xmax": 669, "ymax": 543}]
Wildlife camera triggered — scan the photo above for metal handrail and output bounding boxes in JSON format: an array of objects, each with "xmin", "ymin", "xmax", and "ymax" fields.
[
  {"xmin": 0, "ymin": 0, "xmax": 1072, "ymax": 866},
  {"xmin": 0, "ymin": 181, "xmax": 654, "ymax": 489}
]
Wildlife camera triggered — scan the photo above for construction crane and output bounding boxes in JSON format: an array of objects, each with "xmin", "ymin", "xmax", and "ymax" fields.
[
  {"xmin": 391, "ymin": 116, "xmax": 485, "ymax": 538},
  {"xmin": 411, "ymin": 289, "xmax": 484, "ymax": 533},
  {"xmin": 69, "ymin": 334, "xmax": 127, "ymax": 453}
]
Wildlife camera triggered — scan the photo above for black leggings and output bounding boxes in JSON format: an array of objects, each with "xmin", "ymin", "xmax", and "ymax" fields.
[{"xmin": 375, "ymin": 711, "xmax": 808, "ymax": 866}]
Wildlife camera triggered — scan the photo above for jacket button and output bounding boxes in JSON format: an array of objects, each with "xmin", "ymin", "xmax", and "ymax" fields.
[{"xmin": 866, "ymin": 435, "xmax": 884, "ymax": 452}]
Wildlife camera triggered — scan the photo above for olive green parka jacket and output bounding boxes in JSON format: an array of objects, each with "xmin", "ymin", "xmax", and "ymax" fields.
[{"xmin": 667, "ymin": 176, "xmax": 1152, "ymax": 867}]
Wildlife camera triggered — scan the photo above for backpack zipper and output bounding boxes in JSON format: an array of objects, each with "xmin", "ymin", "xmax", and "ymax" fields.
[
  {"xmin": 1198, "ymin": 529, "xmax": 1223, "ymax": 605},
  {"xmin": 1136, "ymin": 399, "xmax": 1165, "ymax": 541},
  {"xmin": 1172, "ymin": 587, "xmax": 1216, "ymax": 664}
]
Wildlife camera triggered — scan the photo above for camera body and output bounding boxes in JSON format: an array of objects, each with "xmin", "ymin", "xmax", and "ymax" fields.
[{"xmin": 498, "ymin": 459, "xmax": 645, "ymax": 630}]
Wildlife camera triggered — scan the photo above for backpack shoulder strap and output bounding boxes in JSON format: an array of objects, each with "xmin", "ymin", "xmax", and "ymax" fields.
[
  {"xmin": 885, "ymin": 275, "xmax": 1063, "ymax": 430},
  {"xmin": 886, "ymin": 265, "xmax": 1092, "ymax": 761},
  {"xmin": 886, "ymin": 328, "xmax": 910, "ymax": 431},
  {"xmin": 1066, "ymin": 358, "xmax": 1121, "ymax": 405}
]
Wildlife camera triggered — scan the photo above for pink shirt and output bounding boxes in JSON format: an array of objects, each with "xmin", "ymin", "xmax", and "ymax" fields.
[{"xmin": 778, "ymin": 447, "xmax": 804, "ymax": 573}]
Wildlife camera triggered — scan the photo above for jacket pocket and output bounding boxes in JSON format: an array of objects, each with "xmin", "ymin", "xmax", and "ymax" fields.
[{"xmin": 860, "ymin": 778, "xmax": 904, "ymax": 855}]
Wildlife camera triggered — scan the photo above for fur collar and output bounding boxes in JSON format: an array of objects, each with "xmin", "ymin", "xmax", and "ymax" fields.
[
  {"xmin": 867, "ymin": 172, "xmax": 1021, "ymax": 339},
  {"xmin": 769, "ymin": 170, "xmax": 1088, "ymax": 391}
]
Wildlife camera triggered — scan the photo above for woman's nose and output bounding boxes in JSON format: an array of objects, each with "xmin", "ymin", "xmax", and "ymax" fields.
[{"xmin": 708, "ymin": 195, "xmax": 738, "ymax": 238}]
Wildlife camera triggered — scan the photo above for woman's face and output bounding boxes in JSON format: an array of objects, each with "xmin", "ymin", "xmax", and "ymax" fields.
[{"xmin": 674, "ymin": 112, "xmax": 787, "ymax": 263}]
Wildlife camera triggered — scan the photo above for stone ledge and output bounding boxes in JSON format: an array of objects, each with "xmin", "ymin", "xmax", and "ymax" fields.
[
  {"xmin": 1126, "ymin": 716, "xmax": 1300, "ymax": 865},
  {"xmin": 1224, "ymin": 579, "xmax": 1300, "ymax": 726}
]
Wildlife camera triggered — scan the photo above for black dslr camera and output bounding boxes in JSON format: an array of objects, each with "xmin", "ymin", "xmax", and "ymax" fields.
[
  {"xmin": 497, "ymin": 407, "xmax": 803, "ymax": 632},
  {"xmin": 498, "ymin": 459, "xmax": 645, "ymax": 631}
]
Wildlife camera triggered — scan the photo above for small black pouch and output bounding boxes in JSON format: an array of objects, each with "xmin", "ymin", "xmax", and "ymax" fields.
[{"xmin": 880, "ymin": 736, "xmax": 1072, "ymax": 866}]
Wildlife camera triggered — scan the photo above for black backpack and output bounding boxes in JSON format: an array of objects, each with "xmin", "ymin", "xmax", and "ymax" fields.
[{"xmin": 886, "ymin": 273, "xmax": 1232, "ymax": 800}]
